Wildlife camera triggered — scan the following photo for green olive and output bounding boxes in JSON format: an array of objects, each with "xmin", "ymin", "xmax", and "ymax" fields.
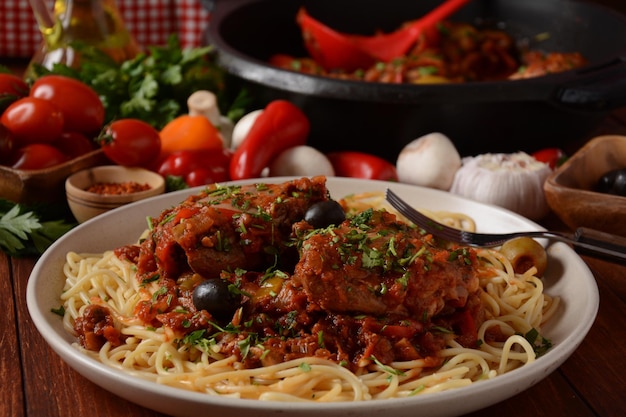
[{"xmin": 500, "ymin": 237, "xmax": 548, "ymax": 277}]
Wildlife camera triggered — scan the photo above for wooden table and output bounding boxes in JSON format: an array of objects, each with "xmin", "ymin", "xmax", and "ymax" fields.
[{"xmin": 4, "ymin": 0, "xmax": 626, "ymax": 409}]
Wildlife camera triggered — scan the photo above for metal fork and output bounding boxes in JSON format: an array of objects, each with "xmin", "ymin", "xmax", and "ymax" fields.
[{"xmin": 385, "ymin": 188, "xmax": 626, "ymax": 263}]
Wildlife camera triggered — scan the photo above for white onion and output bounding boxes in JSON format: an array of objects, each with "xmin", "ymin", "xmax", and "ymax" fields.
[{"xmin": 450, "ymin": 152, "xmax": 552, "ymax": 220}]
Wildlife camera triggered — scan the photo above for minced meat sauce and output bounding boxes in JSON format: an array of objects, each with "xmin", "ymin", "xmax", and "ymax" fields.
[{"xmin": 79, "ymin": 176, "xmax": 487, "ymax": 371}]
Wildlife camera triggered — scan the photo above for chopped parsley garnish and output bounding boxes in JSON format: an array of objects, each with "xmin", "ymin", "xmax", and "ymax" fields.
[{"xmin": 524, "ymin": 328, "xmax": 553, "ymax": 357}]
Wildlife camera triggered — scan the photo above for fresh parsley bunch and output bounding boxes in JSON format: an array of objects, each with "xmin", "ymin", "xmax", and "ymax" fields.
[{"xmin": 30, "ymin": 34, "xmax": 248, "ymax": 129}]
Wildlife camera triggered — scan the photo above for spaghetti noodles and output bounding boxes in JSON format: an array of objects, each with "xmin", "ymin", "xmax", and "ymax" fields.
[{"xmin": 59, "ymin": 179, "xmax": 556, "ymax": 402}]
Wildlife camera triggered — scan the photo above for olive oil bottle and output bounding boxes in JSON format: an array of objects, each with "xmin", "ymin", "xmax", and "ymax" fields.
[{"xmin": 26, "ymin": 0, "xmax": 140, "ymax": 78}]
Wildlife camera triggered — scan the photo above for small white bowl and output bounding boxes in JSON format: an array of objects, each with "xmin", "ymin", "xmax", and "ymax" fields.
[{"xmin": 65, "ymin": 165, "xmax": 165, "ymax": 223}]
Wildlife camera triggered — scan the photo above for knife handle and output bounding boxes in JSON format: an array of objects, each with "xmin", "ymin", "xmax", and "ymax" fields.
[{"xmin": 573, "ymin": 227, "xmax": 626, "ymax": 263}]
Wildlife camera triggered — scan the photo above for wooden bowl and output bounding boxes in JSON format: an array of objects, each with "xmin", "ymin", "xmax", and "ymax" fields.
[
  {"xmin": 0, "ymin": 149, "xmax": 109, "ymax": 205},
  {"xmin": 65, "ymin": 165, "xmax": 165, "ymax": 223},
  {"xmin": 544, "ymin": 135, "xmax": 626, "ymax": 236}
]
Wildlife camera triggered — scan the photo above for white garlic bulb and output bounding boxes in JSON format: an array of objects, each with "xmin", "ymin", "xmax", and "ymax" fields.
[
  {"xmin": 396, "ymin": 132, "xmax": 462, "ymax": 190},
  {"xmin": 450, "ymin": 152, "xmax": 552, "ymax": 220}
]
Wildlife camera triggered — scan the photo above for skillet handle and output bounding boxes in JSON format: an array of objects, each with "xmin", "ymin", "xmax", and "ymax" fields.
[
  {"xmin": 573, "ymin": 227, "xmax": 626, "ymax": 264},
  {"xmin": 556, "ymin": 57, "xmax": 626, "ymax": 111}
]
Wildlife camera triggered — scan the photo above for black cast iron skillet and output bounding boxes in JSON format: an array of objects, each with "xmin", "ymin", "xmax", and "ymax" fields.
[{"xmin": 204, "ymin": 0, "xmax": 626, "ymax": 160}]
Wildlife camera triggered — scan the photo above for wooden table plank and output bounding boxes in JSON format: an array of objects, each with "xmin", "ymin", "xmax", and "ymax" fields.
[
  {"xmin": 558, "ymin": 260, "xmax": 626, "ymax": 417},
  {"xmin": 465, "ymin": 371, "xmax": 595, "ymax": 417},
  {"xmin": 0, "ymin": 252, "xmax": 25, "ymax": 417}
]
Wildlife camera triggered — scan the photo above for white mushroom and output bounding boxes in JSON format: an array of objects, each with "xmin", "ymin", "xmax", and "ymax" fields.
[
  {"xmin": 231, "ymin": 109, "xmax": 263, "ymax": 151},
  {"xmin": 450, "ymin": 152, "xmax": 552, "ymax": 220},
  {"xmin": 396, "ymin": 132, "xmax": 462, "ymax": 190},
  {"xmin": 268, "ymin": 145, "xmax": 335, "ymax": 177},
  {"xmin": 187, "ymin": 90, "xmax": 234, "ymax": 148}
]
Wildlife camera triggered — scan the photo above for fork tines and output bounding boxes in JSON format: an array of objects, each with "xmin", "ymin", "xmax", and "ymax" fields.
[{"xmin": 385, "ymin": 188, "xmax": 467, "ymax": 244}]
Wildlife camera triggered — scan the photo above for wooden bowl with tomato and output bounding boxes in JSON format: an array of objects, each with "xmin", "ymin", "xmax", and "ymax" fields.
[
  {"xmin": 0, "ymin": 147, "xmax": 108, "ymax": 205},
  {"xmin": 0, "ymin": 73, "xmax": 110, "ymax": 205},
  {"xmin": 544, "ymin": 135, "xmax": 626, "ymax": 237}
]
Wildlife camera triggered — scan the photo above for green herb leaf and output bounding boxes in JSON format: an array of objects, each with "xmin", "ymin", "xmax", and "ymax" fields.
[
  {"xmin": 524, "ymin": 328, "xmax": 553, "ymax": 357},
  {"xmin": 0, "ymin": 201, "xmax": 75, "ymax": 257}
]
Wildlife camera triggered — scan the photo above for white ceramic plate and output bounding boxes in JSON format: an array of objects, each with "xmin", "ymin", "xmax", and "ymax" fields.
[{"xmin": 26, "ymin": 177, "xmax": 599, "ymax": 417}]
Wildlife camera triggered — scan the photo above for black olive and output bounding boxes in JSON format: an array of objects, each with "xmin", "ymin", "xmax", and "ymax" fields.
[
  {"xmin": 192, "ymin": 279, "xmax": 240, "ymax": 320},
  {"xmin": 596, "ymin": 168, "xmax": 626, "ymax": 196},
  {"xmin": 304, "ymin": 200, "xmax": 346, "ymax": 228}
]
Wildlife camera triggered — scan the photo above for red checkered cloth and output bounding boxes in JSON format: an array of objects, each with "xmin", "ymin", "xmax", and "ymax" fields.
[{"xmin": 0, "ymin": 0, "xmax": 211, "ymax": 58}]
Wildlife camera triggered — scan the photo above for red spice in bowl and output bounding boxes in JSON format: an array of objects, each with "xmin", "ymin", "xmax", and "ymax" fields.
[
  {"xmin": 86, "ymin": 181, "xmax": 152, "ymax": 195},
  {"xmin": 65, "ymin": 165, "xmax": 165, "ymax": 222}
]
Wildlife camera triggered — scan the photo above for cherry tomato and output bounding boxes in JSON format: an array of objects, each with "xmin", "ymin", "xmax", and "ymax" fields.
[
  {"xmin": 99, "ymin": 119, "xmax": 161, "ymax": 167},
  {"xmin": 1, "ymin": 97, "xmax": 64, "ymax": 145},
  {"xmin": 327, "ymin": 151, "xmax": 399, "ymax": 181},
  {"xmin": 10, "ymin": 143, "xmax": 69, "ymax": 170},
  {"xmin": 52, "ymin": 131, "xmax": 95, "ymax": 159},
  {"xmin": 185, "ymin": 167, "xmax": 230, "ymax": 186},
  {"xmin": 0, "ymin": 73, "xmax": 29, "ymax": 111},
  {"xmin": 0, "ymin": 123, "xmax": 15, "ymax": 162},
  {"xmin": 531, "ymin": 148, "xmax": 567, "ymax": 170},
  {"xmin": 30, "ymin": 75, "xmax": 105, "ymax": 135},
  {"xmin": 0, "ymin": 73, "xmax": 29, "ymax": 96},
  {"xmin": 157, "ymin": 148, "xmax": 232, "ymax": 186}
]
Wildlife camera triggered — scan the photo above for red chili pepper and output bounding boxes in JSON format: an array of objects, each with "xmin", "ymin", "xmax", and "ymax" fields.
[
  {"xmin": 327, "ymin": 151, "xmax": 399, "ymax": 181},
  {"xmin": 229, "ymin": 100, "xmax": 310, "ymax": 180},
  {"xmin": 531, "ymin": 147, "xmax": 567, "ymax": 170}
]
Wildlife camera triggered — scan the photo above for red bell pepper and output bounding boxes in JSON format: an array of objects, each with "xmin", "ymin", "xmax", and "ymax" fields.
[
  {"xmin": 327, "ymin": 151, "xmax": 399, "ymax": 181},
  {"xmin": 157, "ymin": 148, "xmax": 232, "ymax": 187},
  {"xmin": 229, "ymin": 100, "xmax": 310, "ymax": 180}
]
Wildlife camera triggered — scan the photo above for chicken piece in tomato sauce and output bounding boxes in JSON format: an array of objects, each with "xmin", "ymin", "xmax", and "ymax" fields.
[
  {"xmin": 134, "ymin": 176, "xmax": 329, "ymax": 281},
  {"xmin": 293, "ymin": 209, "xmax": 480, "ymax": 320}
]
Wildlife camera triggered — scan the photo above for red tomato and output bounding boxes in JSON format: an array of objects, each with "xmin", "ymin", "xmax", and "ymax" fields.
[
  {"xmin": 0, "ymin": 123, "xmax": 15, "ymax": 162},
  {"xmin": 157, "ymin": 148, "xmax": 232, "ymax": 186},
  {"xmin": 185, "ymin": 167, "xmax": 229, "ymax": 186},
  {"xmin": 99, "ymin": 119, "xmax": 161, "ymax": 167},
  {"xmin": 10, "ymin": 143, "xmax": 69, "ymax": 170},
  {"xmin": 1, "ymin": 97, "xmax": 64, "ymax": 145},
  {"xmin": 531, "ymin": 148, "xmax": 567, "ymax": 170},
  {"xmin": 0, "ymin": 73, "xmax": 29, "ymax": 106},
  {"xmin": 327, "ymin": 151, "xmax": 398, "ymax": 181},
  {"xmin": 52, "ymin": 131, "xmax": 95, "ymax": 159},
  {"xmin": 30, "ymin": 75, "xmax": 105, "ymax": 135}
]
